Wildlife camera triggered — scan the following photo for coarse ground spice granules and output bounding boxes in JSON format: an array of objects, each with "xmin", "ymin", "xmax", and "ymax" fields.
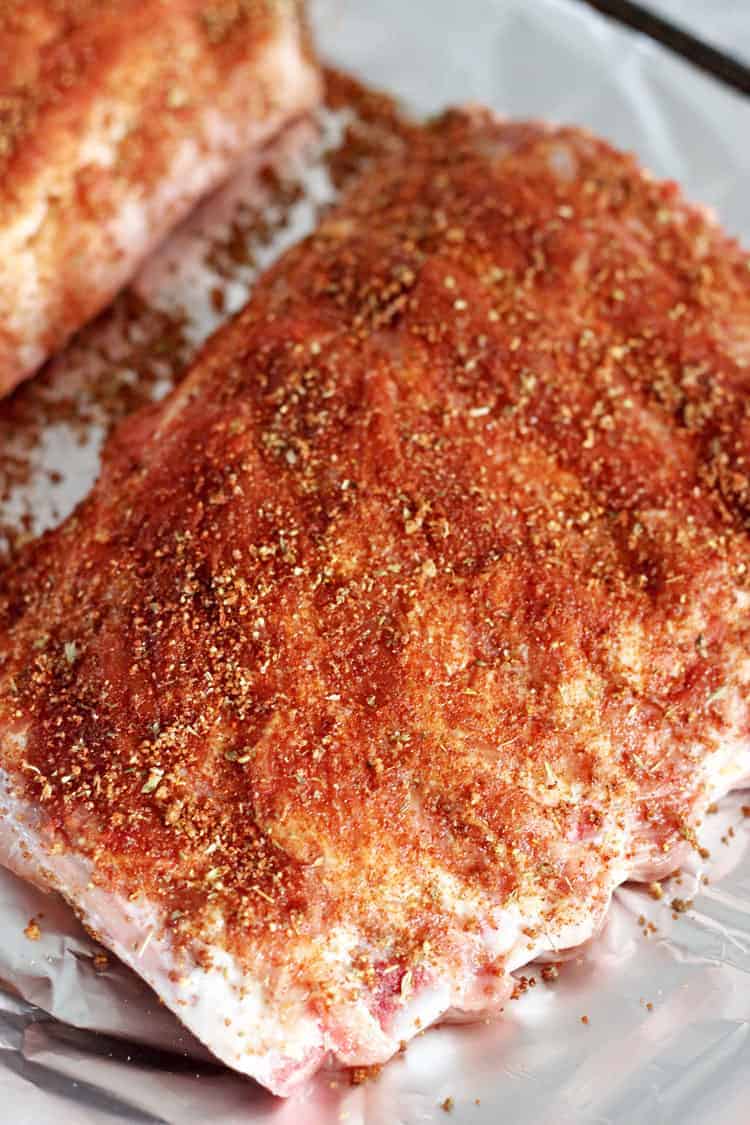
[
  {"xmin": 0, "ymin": 71, "xmax": 409, "ymax": 567},
  {"xmin": 0, "ymin": 0, "xmax": 319, "ymax": 397},
  {"xmin": 0, "ymin": 293, "xmax": 191, "ymax": 562},
  {"xmin": 2, "ymin": 110, "xmax": 749, "ymax": 961},
  {"xmin": 1, "ymin": 77, "xmax": 749, "ymax": 1095}
]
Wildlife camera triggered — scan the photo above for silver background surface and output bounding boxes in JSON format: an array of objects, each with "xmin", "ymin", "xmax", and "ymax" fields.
[{"xmin": 1, "ymin": 2, "xmax": 749, "ymax": 1121}]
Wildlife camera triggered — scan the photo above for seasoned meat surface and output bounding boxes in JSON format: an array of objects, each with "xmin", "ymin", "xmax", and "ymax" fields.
[
  {"xmin": 0, "ymin": 0, "xmax": 319, "ymax": 395},
  {"xmin": 1, "ymin": 110, "xmax": 749, "ymax": 1094}
]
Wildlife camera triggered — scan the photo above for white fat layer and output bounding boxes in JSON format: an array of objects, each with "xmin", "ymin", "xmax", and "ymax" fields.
[
  {"xmin": 0, "ymin": 765, "xmax": 326, "ymax": 1096},
  {"xmin": 0, "ymin": 198, "xmax": 47, "ymax": 350},
  {"xmin": 77, "ymin": 99, "xmax": 133, "ymax": 168},
  {"xmin": 1, "ymin": 727, "xmax": 747, "ymax": 1095}
]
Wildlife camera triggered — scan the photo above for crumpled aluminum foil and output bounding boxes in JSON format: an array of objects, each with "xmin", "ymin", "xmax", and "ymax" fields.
[{"xmin": 1, "ymin": 1, "xmax": 749, "ymax": 1121}]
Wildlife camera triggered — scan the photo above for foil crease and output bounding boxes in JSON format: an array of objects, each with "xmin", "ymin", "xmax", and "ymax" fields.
[{"xmin": 1, "ymin": 1, "xmax": 749, "ymax": 1121}]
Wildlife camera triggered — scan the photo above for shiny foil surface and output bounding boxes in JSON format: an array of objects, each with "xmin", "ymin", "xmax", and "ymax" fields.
[{"xmin": 1, "ymin": 2, "xmax": 749, "ymax": 1121}]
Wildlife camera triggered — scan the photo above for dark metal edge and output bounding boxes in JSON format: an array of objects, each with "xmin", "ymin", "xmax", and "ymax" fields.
[{"xmin": 578, "ymin": 0, "xmax": 750, "ymax": 96}]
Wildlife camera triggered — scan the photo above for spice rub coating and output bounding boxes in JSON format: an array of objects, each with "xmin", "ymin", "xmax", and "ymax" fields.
[
  {"xmin": 0, "ymin": 0, "xmax": 319, "ymax": 394},
  {"xmin": 1, "ymin": 109, "xmax": 750, "ymax": 1093}
]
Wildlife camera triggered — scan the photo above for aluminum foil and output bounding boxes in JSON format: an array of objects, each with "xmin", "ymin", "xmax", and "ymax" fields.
[{"xmin": 1, "ymin": 1, "xmax": 749, "ymax": 1121}]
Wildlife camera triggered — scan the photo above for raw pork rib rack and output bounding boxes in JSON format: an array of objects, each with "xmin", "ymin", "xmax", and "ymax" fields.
[
  {"xmin": 0, "ymin": 0, "xmax": 319, "ymax": 396},
  {"xmin": 1, "ymin": 110, "xmax": 749, "ymax": 1095}
]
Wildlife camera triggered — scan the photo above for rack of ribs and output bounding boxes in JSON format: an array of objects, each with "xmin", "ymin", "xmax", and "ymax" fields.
[
  {"xmin": 0, "ymin": 108, "xmax": 749, "ymax": 1095},
  {"xmin": 0, "ymin": 0, "xmax": 320, "ymax": 396}
]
